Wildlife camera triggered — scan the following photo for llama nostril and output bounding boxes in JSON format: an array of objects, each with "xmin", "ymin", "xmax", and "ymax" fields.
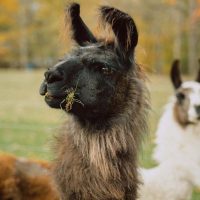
[{"xmin": 44, "ymin": 69, "xmax": 63, "ymax": 84}]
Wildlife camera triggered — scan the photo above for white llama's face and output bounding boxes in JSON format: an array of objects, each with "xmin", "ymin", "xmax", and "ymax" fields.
[
  {"xmin": 175, "ymin": 81, "xmax": 200, "ymax": 125},
  {"xmin": 170, "ymin": 59, "xmax": 200, "ymax": 126},
  {"xmin": 182, "ymin": 82, "xmax": 200, "ymax": 122}
]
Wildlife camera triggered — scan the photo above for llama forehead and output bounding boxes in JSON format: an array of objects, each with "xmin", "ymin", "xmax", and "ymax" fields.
[
  {"xmin": 181, "ymin": 81, "xmax": 200, "ymax": 105},
  {"xmin": 182, "ymin": 81, "xmax": 200, "ymax": 91},
  {"xmin": 78, "ymin": 45, "xmax": 116, "ymax": 60},
  {"xmin": 54, "ymin": 59, "xmax": 68, "ymax": 68},
  {"xmin": 71, "ymin": 46, "xmax": 123, "ymax": 70},
  {"xmin": 54, "ymin": 47, "xmax": 118, "ymax": 69}
]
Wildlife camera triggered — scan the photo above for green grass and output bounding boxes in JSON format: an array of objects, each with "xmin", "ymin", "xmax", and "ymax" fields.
[
  {"xmin": 0, "ymin": 70, "xmax": 61, "ymax": 160},
  {"xmin": 0, "ymin": 70, "xmax": 199, "ymax": 199}
]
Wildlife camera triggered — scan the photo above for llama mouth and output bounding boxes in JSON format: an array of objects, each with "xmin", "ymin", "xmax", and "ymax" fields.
[
  {"xmin": 44, "ymin": 93, "xmax": 66, "ymax": 109},
  {"xmin": 45, "ymin": 92, "xmax": 66, "ymax": 101},
  {"xmin": 186, "ymin": 119, "xmax": 200, "ymax": 126},
  {"xmin": 40, "ymin": 81, "xmax": 66, "ymax": 101}
]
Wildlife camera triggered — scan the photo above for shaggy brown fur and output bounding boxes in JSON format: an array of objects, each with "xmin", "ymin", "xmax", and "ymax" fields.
[
  {"xmin": 40, "ymin": 3, "xmax": 149, "ymax": 200},
  {"xmin": 54, "ymin": 67, "xmax": 148, "ymax": 200},
  {"xmin": 0, "ymin": 154, "xmax": 59, "ymax": 200}
]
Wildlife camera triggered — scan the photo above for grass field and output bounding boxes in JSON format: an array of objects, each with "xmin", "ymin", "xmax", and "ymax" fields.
[{"xmin": 0, "ymin": 70, "xmax": 199, "ymax": 199}]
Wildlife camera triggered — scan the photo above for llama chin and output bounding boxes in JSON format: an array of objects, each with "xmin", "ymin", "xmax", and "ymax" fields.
[{"xmin": 40, "ymin": 3, "xmax": 149, "ymax": 200}]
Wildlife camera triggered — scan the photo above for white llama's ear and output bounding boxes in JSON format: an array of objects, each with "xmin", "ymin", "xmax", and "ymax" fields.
[
  {"xmin": 196, "ymin": 59, "xmax": 200, "ymax": 83},
  {"xmin": 99, "ymin": 6, "xmax": 138, "ymax": 65},
  {"xmin": 66, "ymin": 3, "xmax": 97, "ymax": 46},
  {"xmin": 170, "ymin": 59, "xmax": 182, "ymax": 89}
]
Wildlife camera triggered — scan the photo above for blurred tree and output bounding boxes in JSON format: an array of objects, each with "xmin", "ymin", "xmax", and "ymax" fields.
[
  {"xmin": 0, "ymin": 0, "xmax": 199, "ymax": 73},
  {"xmin": 0, "ymin": 0, "xmax": 19, "ymax": 68},
  {"xmin": 188, "ymin": 0, "xmax": 199, "ymax": 73},
  {"xmin": 19, "ymin": 0, "xmax": 29, "ymax": 69}
]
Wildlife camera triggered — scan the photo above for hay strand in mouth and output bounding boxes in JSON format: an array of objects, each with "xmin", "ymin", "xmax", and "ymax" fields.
[
  {"xmin": 62, "ymin": 88, "xmax": 84, "ymax": 112},
  {"xmin": 60, "ymin": 78, "xmax": 84, "ymax": 111},
  {"xmin": 65, "ymin": 88, "xmax": 76, "ymax": 111}
]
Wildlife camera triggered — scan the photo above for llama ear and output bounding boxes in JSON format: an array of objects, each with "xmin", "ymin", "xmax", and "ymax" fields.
[
  {"xmin": 100, "ymin": 6, "xmax": 138, "ymax": 65},
  {"xmin": 170, "ymin": 59, "xmax": 182, "ymax": 89},
  {"xmin": 196, "ymin": 59, "xmax": 200, "ymax": 83},
  {"xmin": 66, "ymin": 3, "xmax": 97, "ymax": 46}
]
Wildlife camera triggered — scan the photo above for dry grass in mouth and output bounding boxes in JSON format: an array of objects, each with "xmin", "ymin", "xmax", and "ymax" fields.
[
  {"xmin": 45, "ymin": 92, "xmax": 53, "ymax": 99},
  {"xmin": 45, "ymin": 90, "xmax": 84, "ymax": 111},
  {"xmin": 62, "ymin": 88, "xmax": 84, "ymax": 112},
  {"xmin": 45, "ymin": 79, "xmax": 84, "ymax": 111},
  {"xmin": 64, "ymin": 78, "xmax": 84, "ymax": 111}
]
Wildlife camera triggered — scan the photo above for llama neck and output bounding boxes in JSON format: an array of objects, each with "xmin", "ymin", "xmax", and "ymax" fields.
[
  {"xmin": 63, "ymin": 76, "xmax": 148, "ymax": 180},
  {"xmin": 154, "ymin": 97, "xmax": 200, "ymax": 168},
  {"xmin": 140, "ymin": 161, "xmax": 195, "ymax": 200},
  {"xmin": 160, "ymin": 160, "xmax": 198, "ymax": 189},
  {"xmin": 65, "ymin": 108, "xmax": 139, "ymax": 179},
  {"xmin": 155, "ymin": 99, "xmax": 187, "ymax": 145}
]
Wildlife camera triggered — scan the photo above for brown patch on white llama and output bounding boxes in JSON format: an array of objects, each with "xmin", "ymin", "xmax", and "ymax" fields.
[{"xmin": 173, "ymin": 88, "xmax": 191, "ymax": 126}]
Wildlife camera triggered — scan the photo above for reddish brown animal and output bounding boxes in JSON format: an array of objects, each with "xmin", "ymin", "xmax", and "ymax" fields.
[
  {"xmin": 40, "ymin": 3, "xmax": 149, "ymax": 200},
  {"xmin": 0, "ymin": 154, "xmax": 58, "ymax": 200}
]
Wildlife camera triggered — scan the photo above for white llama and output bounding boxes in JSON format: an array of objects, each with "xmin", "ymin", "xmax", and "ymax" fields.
[
  {"xmin": 139, "ymin": 59, "xmax": 200, "ymax": 200},
  {"xmin": 153, "ymin": 59, "xmax": 200, "ymax": 168}
]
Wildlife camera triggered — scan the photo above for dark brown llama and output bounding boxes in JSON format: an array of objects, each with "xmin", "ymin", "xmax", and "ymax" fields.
[{"xmin": 40, "ymin": 3, "xmax": 149, "ymax": 200}]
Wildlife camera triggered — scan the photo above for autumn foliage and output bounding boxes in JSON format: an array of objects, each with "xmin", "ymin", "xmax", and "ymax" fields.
[{"xmin": 0, "ymin": 0, "xmax": 200, "ymax": 73}]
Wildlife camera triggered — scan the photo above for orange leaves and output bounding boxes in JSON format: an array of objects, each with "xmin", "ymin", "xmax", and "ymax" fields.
[
  {"xmin": 188, "ymin": 0, "xmax": 200, "ymax": 23},
  {"xmin": 165, "ymin": 0, "xmax": 177, "ymax": 5},
  {"xmin": 0, "ymin": 0, "xmax": 19, "ymax": 12},
  {"xmin": 0, "ymin": 0, "xmax": 19, "ymax": 25},
  {"xmin": 193, "ymin": 9, "xmax": 200, "ymax": 19}
]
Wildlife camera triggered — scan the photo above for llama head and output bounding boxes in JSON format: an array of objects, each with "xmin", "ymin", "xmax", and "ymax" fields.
[
  {"xmin": 170, "ymin": 59, "xmax": 200, "ymax": 126},
  {"xmin": 40, "ymin": 3, "xmax": 139, "ymax": 126}
]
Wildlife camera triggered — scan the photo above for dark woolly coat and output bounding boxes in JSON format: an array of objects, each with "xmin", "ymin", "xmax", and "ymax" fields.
[
  {"xmin": 39, "ymin": 3, "xmax": 149, "ymax": 200},
  {"xmin": 54, "ymin": 68, "xmax": 148, "ymax": 200}
]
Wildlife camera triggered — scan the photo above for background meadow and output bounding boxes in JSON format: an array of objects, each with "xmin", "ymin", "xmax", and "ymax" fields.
[{"xmin": 0, "ymin": 70, "xmax": 199, "ymax": 199}]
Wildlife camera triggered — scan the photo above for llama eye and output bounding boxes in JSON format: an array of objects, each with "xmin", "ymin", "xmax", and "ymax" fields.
[
  {"xmin": 101, "ymin": 67, "xmax": 114, "ymax": 75},
  {"xmin": 176, "ymin": 92, "xmax": 185, "ymax": 101}
]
